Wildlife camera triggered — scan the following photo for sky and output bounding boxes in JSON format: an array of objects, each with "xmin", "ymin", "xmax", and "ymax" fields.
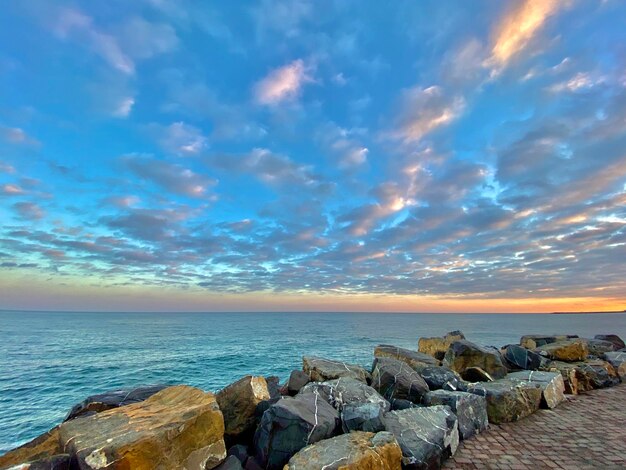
[{"xmin": 0, "ymin": 0, "xmax": 625, "ymax": 313}]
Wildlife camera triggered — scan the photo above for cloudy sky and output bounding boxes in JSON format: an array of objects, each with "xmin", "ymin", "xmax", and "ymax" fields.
[{"xmin": 1, "ymin": 0, "xmax": 625, "ymax": 313}]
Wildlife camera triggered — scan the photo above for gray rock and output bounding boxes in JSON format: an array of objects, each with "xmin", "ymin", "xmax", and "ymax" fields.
[
  {"xmin": 341, "ymin": 402, "xmax": 386, "ymax": 432},
  {"xmin": 423, "ymin": 390, "xmax": 488, "ymax": 440},
  {"xmin": 465, "ymin": 380, "xmax": 542, "ymax": 424},
  {"xmin": 253, "ymin": 394, "xmax": 340, "ymax": 470},
  {"xmin": 381, "ymin": 406, "xmax": 459, "ymax": 469},
  {"xmin": 227, "ymin": 444, "xmax": 249, "ymax": 464},
  {"xmin": 371, "ymin": 357, "xmax": 430, "ymax": 403},
  {"xmin": 389, "ymin": 398, "xmax": 420, "ymax": 410},
  {"xmin": 418, "ymin": 366, "xmax": 465, "ymax": 391},
  {"xmin": 575, "ymin": 359, "xmax": 620, "ymax": 388},
  {"xmin": 595, "ymin": 334, "xmax": 625, "ymax": 350},
  {"xmin": 502, "ymin": 344, "xmax": 544, "ymax": 370},
  {"xmin": 299, "ymin": 377, "xmax": 389, "ymax": 412},
  {"xmin": 583, "ymin": 338, "xmax": 617, "ymax": 357},
  {"xmin": 444, "ymin": 340, "xmax": 507, "ymax": 379},
  {"xmin": 63, "ymin": 384, "xmax": 168, "ymax": 421},
  {"xmin": 215, "ymin": 455, "xmax": 244, "ymax": 470},
  {"xmin": 506, "ymin": 371, "xmax": 565, "ymax": 409},
  {"xmin": 603, "ymin": 351, "xmax": 626, "ymax": 379},
  {"xmin": 302, "ymin": 356, "xmax": 370, "ymax": 383},
  {"xmin": 286, "ymin": 370, "xmax": 310, "ymax": 396},
  {"xmin": 374, "ymin": 344, "xmax": 440, "ymax": 369}
]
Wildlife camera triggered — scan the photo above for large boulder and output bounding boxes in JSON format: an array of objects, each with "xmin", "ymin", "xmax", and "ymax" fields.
[
  {"xmin": 465, "ymin": 380, "xmax": 542, "ymax": 424},
  {"xmin": 299, "ymin": 378, "xmax": 390, "ymax": 432},
  {"xmin": 418, "ymin": 330, "xmax": 465, "ymax": 360},
  {"xmin": 603, "ymin": 351, "xmax": 626, "ymax": 379},
  {"xmin": 64, "ymin": 384, "xmax": 168, "ymax": 421},
  {"xmin": 418, "ymin": 366, "xmax": 465, "ymax": 391},
  {"xmin": 1, "ymin": 454, "xmax": 70, "ymax": 470},
  {"xmin": 534, "ymin": 339, "xmax": 588, "ymax": 362},
  {"xmin": 0, "ymin": 428, "xmax": 63, "ymax": 469},
  {"xmin": 461, "ymin": 367, "xmax": 494, "ymax": 382},
  {"xmin": 286, "ymin": 370, "xmax": 310, "ymax": 396},
  {"xmin": 595, "ymin": 334, "xmax": 625, "ymax": 350},
  {"xmin": 520, "ymin": 334, "xmax": 578, "ymax": 349},
  {"xmin": 583, "ymin": 338, "xmax": 617, "ymax": 356},
  {"xmin": 284, "ymin": 431, "xmax": 402, "ymax": 470},
  {"xmin": 381, "ymin": 406, "xmax": 458, "ymax": 469},
  {"xmin": 58, "ymin": 385, "xmax": 226, "ymax": 470},
  {"xmin": 575, "ymin": 359, "xmax": 620, "ymax": 388},
  {"xmin": 422, "ymin": 390, "xmax": 488, "ymax": 440},
  {"xmin": 253, "ymin": 393, "xmax": 339, "ymax": 470},
  {"xmin": 444, "ymin": 340, "xmax": 507, "ymax": 379},
  {"xmin": 217, "ymin": 375, "xmax": 270, "ymax": 442},
  {"xmin": 371, "ymin": 357, "xmax": 429, "ymax": 403},
  {"xmin": 302, "ymin": 356, "xmax": 370, "ymax": 383},
  {"xmin": 214, "ymin": 455, "xmax": 244, "ymax": 470},
  {"xmin": 506, "ymin": 371, "xmax": 565, "ymax": 409},
  {"xmin": 501, "ymin": 344, "xmax": 544, "ymax": 371},
  {"xmin": 374, "ymin": 344, "xmax": 439, "ymax": 369}
]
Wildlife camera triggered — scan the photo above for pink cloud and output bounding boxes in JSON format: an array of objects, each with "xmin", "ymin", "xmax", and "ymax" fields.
[
  {"xmin": 1, "ymin": 184, "xmax": 25, "ymax": 195},
  {"xmin": 254, "ymin": 59, "xmax": 312, "ymax": 105}
]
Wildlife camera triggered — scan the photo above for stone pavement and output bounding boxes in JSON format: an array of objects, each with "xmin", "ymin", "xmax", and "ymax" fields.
[{"xmin": 443, "ymin": 384, "xmax": 626, "ymax": 469}]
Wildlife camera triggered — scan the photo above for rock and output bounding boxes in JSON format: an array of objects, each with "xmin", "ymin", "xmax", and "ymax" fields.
[
  {"xmin": 286, "ymin": 370, "xmax": 310, "ymax": 396},
  {"xmin": 244, "ymin": 456, "xmax": 264, "ymax": 470},
  {"xmin": 371, "ymin": 357, "xmax": 429, "ymax": 403},
  {"xmin": 341, "ymin": 402, "xmax": 387, "ymax": 433},
  {"xmin": 217, "ymin": 375, "xmax": 270, "ymax": 441},
  {"xmin": 423, "ymin": 390, "xmax": 488, "ymax": 440},
  {"xmin": 502, "ymin": 344, "xmax": 544, "ymax": 370},
  {"xmin": 535, "ymin": 339, "xmax": 589, "ymax": 362},
  {"xmin": 444, "ymin": 340, "xmax": 507, "ymax": 379},
  {"xmin": 265, "ymin": 376, "xmax": 282, "ymax": 400},
  {"xmin": 1, "ymin": 454, "xmax": 70, "ymax": 470},
  {"xmin": 603, "ymin": 351, "xmax": 626, "ymax": 379},
  {"xmin": 465, "ymin": 380, "xmax": 542, "ymax": 424},
  {"xmin": 461, "ymin": 367, "xmax": 494, "ymax": 382},
  {"xmin": 253, "ymin": 394, "xmax": 339, "ymax": 469},
  {"xmin": 300, "ymin": 378, "xmax": 389, "ymax": 411},
  {"xmin": 582, "ymin": 339, "xmax": 617, "ymax": 356},
  {"xmin": 418, "ymin": 366, "xmax": 465, "ymax": 391},
  {"xmin": 575, "ymin": 359, "xmax": 620, "ymax": 388},
  {"xmin": 284, "ymin": 431, "xmax": 402, "ymax": 470},
  {"xmin": 544, "ymin": 361, "xmax": 591, "ymax": 395},
  {"xmin": 374, "ymin": 344, "xmax": 440, "ymax": 369},
  {"xmin": 215, "ymin": 455, "xmax": 244, "ymax": 470},
  {"xmin": 64, "ymin": 384, "xmax": 168, "ymax": 421},
  {"xmin": 381, "ymin": 406, "xmax": 459, "ymax": 469},
  {"xmin": 520, "ymin": 334, "xmax": 578, "ymax": 349},
  {"xmin": 418, "ymin": 331, "xmax": 465, "ymax": 360},
  {"xmin": 595, "ymin": 334, "xmax": 625, "ymax": 350},
  {"xmin": 302, "ymin": 356, "xmax": 370, "ymax": 383},
  {"xmin": 58, "ymin": 385, "xmax": 226, "ymax": 470},
  {"xmin": 506, "ymin": 371, "xmax": 565, "ymax": 409},
  {"xmin": 0, "ymin": 428, "xmax": 62, "ymax": 469},
  {"xmin": 389, "ymin": 398, "xmax": 420, "ymax": 410},
  {"xmin": 227, "ymin": 444, "xmax": 249, "ymax": 464}
]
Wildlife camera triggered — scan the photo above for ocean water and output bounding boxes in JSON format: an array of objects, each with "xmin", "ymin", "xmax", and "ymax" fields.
[{"xmin": 1, "ymin": 310, "xmax": 625, "ymax": 453}]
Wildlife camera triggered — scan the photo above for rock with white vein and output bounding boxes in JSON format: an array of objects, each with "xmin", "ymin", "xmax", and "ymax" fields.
[
  {"xmin": 302, "ymin": 356, "xmax": 371, "ymax": 383},
  {"xmin": 423, "ymin": 390, "xmax": 488, "ymax": 440},
  {"xmin": 371, "ymin": 357, "xmax": 430, "ymax": 403},
  {"xmin": 381, "ymin": 405, "xmax": 459, "ymax": 469},
  {"xmin": 506, "ymin": 371, "xmax": 565, "ymax": 409},
  {"xmin": 253, "ymin": 393, "xmax": 339, "ymax": 470}
]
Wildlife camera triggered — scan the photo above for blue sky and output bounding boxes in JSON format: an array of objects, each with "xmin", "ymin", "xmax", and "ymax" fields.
[{"xmin": 1, "ymin": 0, "xmax": 625, "ymax": 312}]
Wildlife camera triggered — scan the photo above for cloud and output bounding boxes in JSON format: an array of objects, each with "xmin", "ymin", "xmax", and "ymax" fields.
[
  {"xmin": 0, "ymin": 126, "xmax": 39, "ymax": 146},
  {"xmin": 122, "ymin": 154, "xmax": 216, "ymax": 198},
  {"xmin": 117, "ymin": 17, "xmax": 179, "ymax": 59},
  {"xmin": 391, "ymin": 86, "xmax": 465, "ymax": 143},
  {"xmin": 1, "ymin": 184, "xmax": 25, "ymax": 196},
  {"xmin": 254, "ymin": 59, "xmax": 313, "ymax": 105},
  {"xmin": 489, "ymin": 0, "xmax": 562, "ymax": 70},
  {"xmin": 317, "ymin": 123, "xmax": 369, "ymax": 168},
  {"xmin": 157, "ymin": 122, "xmax": 209, "ymax": 156},
  {"xmin": 13, "ymin": 202, "xmax": 45, "ymax": 220},
  {"xmin": 113, "ymin": 97, "xmax": 135, "ymax": 118}
]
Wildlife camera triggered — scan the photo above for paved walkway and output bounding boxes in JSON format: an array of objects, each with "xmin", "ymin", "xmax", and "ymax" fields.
[{"xmin": 443, "ymin": 384, "xmax": 626, "ymax": 469}]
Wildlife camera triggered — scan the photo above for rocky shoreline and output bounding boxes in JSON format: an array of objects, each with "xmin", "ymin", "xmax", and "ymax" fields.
[{"xmin": 1, "ymin": 332, "xmax": 624, "ymax": 470}]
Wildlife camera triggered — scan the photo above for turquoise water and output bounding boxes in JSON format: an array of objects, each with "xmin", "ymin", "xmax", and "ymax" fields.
[{"xmin": 1, "ymin": 311, "xmax": 625, "ymax": 453}]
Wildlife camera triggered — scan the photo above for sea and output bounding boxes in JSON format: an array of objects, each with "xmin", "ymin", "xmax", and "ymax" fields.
[{"xmin": 1, "ymin": 310, "xmax": 625, "ymax": 453}]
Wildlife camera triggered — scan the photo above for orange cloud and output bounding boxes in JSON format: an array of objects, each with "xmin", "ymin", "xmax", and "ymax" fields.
[{"xmin": 490, "ymin": 0, "xmax": 561, "ymax": 69}]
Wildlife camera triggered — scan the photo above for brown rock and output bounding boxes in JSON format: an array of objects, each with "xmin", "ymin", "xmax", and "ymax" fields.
[
  {"xmin": 58, "ymin": 385, "xmax": 226, "ymax": 470},
  {"xmin": 217, "ymin": 376, "xmax": 270, "ymax": 440},
  {"xmin": 520, "ymin": 335, "xmax": 578, "ymax": 350},
  {"xmin": 284, "ymin": 431, "xmax": 402, "ymax": 470},
  {"xmin": 418, "ymin": 331, "xmax": 465, "ymax": 360},
  {"xmin": 0, "ymin": 427, "xmax": 62, "ymax": 469},
  {"xmin": 302, "ymin": 356, "xmax": 370, "ymax": 383},
  {"xmin": 444, "ymin": 340, "xmax": 507, "ymax": 379},
  {"xmin": 535, "ymin": 339, "xmax": 588, "ymax": 362},
  {"xmin": 374, "ymin": 344, "xmax": 440, "ymax": 369}
]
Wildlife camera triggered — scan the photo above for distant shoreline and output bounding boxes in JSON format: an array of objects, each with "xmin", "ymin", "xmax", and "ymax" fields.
[{"xmin": 551, "ymin": 310, "xmax": 626, "ymax": 315}]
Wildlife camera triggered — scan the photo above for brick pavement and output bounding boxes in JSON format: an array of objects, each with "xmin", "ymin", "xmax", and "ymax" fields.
[{"xmin": 443, "ymin": 384, "xmax": 626, "ymax": 469}]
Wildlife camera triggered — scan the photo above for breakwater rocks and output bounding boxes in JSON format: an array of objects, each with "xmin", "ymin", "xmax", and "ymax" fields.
[{"xmin": 1, "ymin": 331, "xmax": 624, "ymax": 470}]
